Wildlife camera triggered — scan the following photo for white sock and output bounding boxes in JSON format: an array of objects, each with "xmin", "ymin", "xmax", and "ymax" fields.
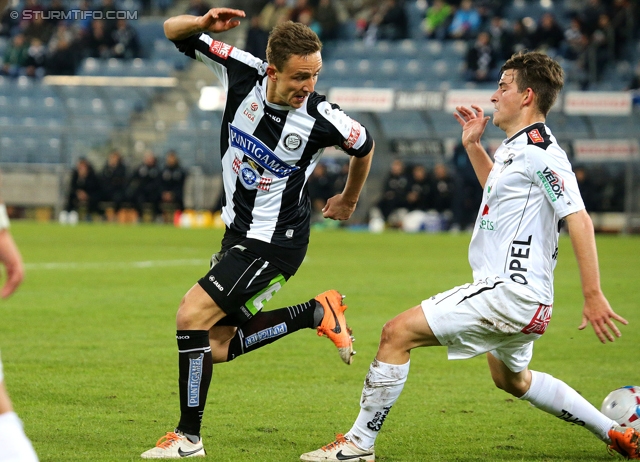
[
  {"xmin": 0, "ymin": 411, "xmax": 39, "ymax": 462},
  {"xmin": 346, "ymin": 359, "xmax": 410, "ymax": 450},
  {"xmin": 521, "ymin": 370, "xmax": 616, "ymax": 443}
]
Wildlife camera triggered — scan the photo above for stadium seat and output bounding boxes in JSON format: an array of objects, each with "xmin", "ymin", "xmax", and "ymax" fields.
[{"xmin": 378, "ymin": 110, "xmax": 432, "ymax": 140}]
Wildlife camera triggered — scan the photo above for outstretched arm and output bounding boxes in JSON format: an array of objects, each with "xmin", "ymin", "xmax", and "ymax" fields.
[
  {"xmin": 453, "ymin": 105, "xmax": 493, "ymax": 188},
  {"xmin": 565, "ymin": 209, "xmax": 628, "ymax": 343},
  {"xmin": 164, "ymin": 7, "xmax": 245, "ymax": 41},
  {"xmin": 323, "ymin": 145, "xmax": 374, "ymax": 221}
]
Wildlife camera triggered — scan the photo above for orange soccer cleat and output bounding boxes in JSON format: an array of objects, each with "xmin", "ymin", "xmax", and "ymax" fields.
[{"xmin": 315, "ymin": 290, "xmax": 355, "ymax": 365}]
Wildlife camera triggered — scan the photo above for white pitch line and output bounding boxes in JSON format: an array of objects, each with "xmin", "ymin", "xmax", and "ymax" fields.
[{"xmin": 24, "ymin": 259, "xmax": 207, "ymax": 271}]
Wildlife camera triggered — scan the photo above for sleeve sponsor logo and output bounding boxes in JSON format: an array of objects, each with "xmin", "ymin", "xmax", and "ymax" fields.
[
  {"xmin": 343, "ymin": 120, "xmax": 362, "ymax": 149},
  {"xmin": 536, "ymin": 167, "xmax": 565, "ymax": 202},
  {"xmin": 209, "ymin": 40, "xmax": 233, "ymax": 59},
  {"xmin": 229, "ymin": 124, "xmax": 300, "ymax": 179},
  {"xmin": 528, "ymin": 129, "xmax": 544, "ymax": 144}
]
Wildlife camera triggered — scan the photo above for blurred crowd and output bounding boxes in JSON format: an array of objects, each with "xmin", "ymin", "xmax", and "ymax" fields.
[
  {"xmin": 61, "ymin": 149, "xmax": 187, "ymax": 223},
  {"xmin": 306, "ymin": 150, "xmax": 627, "ymax": 233},
  {"xmin": 244, "ymin": 0, "xmax": 638, "ymax": 89},
  {"xmin": 0, "ymin": 0, "xmax": 141, "ymax": 78}
]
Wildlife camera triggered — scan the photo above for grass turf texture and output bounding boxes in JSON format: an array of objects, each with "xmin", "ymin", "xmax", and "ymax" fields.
[{"xmin": 1, "ymin": 221, "xmax": 639, "ymax": 462}]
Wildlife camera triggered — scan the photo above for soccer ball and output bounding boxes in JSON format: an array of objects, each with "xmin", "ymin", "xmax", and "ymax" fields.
[{"xmin": 601, "ymin": 386, "xmax": 640, "ymax": 430}]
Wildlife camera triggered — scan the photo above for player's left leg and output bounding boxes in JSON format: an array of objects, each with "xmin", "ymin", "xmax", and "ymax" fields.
[
  {"xmin": 487, "ymin": 352, "xmax": 639, "ymax": 458},
  {"xmin": 301, "ymin": 305, "xmax": 440, "ymax": 461}
]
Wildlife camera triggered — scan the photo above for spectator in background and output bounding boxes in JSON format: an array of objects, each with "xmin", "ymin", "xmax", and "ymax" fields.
[
  {"xmin": 245, "ymin": 16, "xmax": 269, "ymax": 60},
  {"xmin": 111, "ymin": 19, "xmax": 141, "ymax": 59},
  {"xmin": 450, "ymin": 142, "xmax": 482, "ymax": 232},
  {"xmin": 25, "ymin": 37, "xmax": 47, "ymax": 78},
  {"xmin": 590, "ymin": 13, "xmax": 615, "ymax": 81},
  {"xmin": 100, "ymin": 150, "xmax": 128, "ymax": 214},
  {"xmin": 258, "ymin": 0, "xmax": 292, "ymax": 32},
  {"xmin": 22, "ymin": 15, "xmax": 54, "ymax": 46},
  {"xmin": 448, "ymin": 0, "xmax": 481, "ymax": 40},
  {"xmin": 422, "ymin": 0, "xmax": 452, "ymax": 40},
  {"xmin": 626, "ymin": 62, "xmax": 640, "ymax": 90},
  {"xmin": 465, "ymin": 30, "xmax": 498, "ymax": 83},
  {"xmin": 128, "ymin": 151, "xmax": 162, "ymax": 220},
  {"xmin": 579, "ymin": 0, "xmax": 607, "ymax": 37},
  {"xmin": 486, "ymin": 15, "xmax": 510, "ymax": 60},
  {"xmin": 160, "ymin": 150, "xmax": 187, "ymax": 213},
  {"xmin": 314, "ymin": 0, "xmax": 340, "ymax": 42},
  {"xmin": 505, "ymin": 18, "xmax": 532, "ymax": 58},
  {"xmin": 373, "ymin": 158, "xmax": 409, "ymax": 223},
  {"xmin": 186, "ymin": 0, "xmax": 211, "ymax": 17},
  {"xmin": 46, "ymin": 0, "xmax": 67, "ymax": 26},
  {"xmin": 574, "ymin": 166, "xmax": 599, "ymax": 213},
  {"xmin": 289, "ymin": 0, "xmax": 313, "ymax": 24},
  {"xmin": 307, "ymin": 162, "xmax": 335, "ymax": 223},
  {"xmin": 405, "ymin": 164, "xmax": 431, "ymax": 212},
  {"xmin": 0, "ymin": 7, "xmax": 19, "ymax": 38},
  {"xmin": 84, "ymin": 19, "xmax": 115, "ymax": 59},
  {"xmin": 46, "ymin": 23, "xmax": 78, "ymax": 75},
  {"xmin": 63, "ymin": 157, "xmax": 102, "ymax": 222},
  {"xmin": 430, "ymin": 163, "xmax": 455, "ymax": 219},
  {"xmin": 368, "ymin": 0, "xmax": 408, "ymax": 41},
  {"xmin": 610, "ymin": 0, "xmax": 634, "ymax": 59},
  {"xmin": 562, "ymin": 16, "xmax": 588, "ymax": 61},
  {"xmin": 530, "ymin": 12, "xmax": 565, "ymax": 57},
  {"xmin": 1, "ymin": 34, "xmax": 29, "ymax": 77}
]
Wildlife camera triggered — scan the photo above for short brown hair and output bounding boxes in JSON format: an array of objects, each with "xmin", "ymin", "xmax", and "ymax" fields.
[
  {"xmin": 266, "ymin": 21, "xmax": 322, "ymax": 71},
  {"xmin": 501, "ymin": 51, "xmax": 564, "ymax": 116}
]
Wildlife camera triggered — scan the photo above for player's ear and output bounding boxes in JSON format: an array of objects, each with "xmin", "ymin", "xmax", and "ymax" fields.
[
  {"xmin": 522, "ymin": 87, "xmax": 535, "ymax": 107},
  {"xmin": 266, "ymin": 65, "xmax": 277, "ymax": 82}
]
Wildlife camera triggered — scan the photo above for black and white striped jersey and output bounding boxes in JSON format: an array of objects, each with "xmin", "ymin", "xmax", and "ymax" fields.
[{"xmin": 172, "ymin": 34, "xmax": 374, "ymax": 264}]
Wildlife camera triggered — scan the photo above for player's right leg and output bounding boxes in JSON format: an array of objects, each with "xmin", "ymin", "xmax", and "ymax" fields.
[
  {"xmin": 141, "ymin": 283, "xmax": 226, "ymax": 459},
  {"xmin": 301, "ymin": 305, "xmax": 440, "ymax": 461},
  {"xmin": 487, "ymin": 353, "xmax": 640, "ymax": 459}
]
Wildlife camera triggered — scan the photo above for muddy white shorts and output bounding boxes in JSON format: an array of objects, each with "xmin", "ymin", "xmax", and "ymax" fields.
[{"xmin": 421, "ymin": 277, "xmax": 552, "ymax": 373}]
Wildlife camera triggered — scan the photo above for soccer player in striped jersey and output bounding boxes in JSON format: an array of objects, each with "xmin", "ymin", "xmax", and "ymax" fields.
[
  {"xmin": 141, "ymin": 8, "xmax": 375, "ymax": 459},
  {"xmin": 301, "ymin": 52, "xmax": 639, "ymax": 461}
]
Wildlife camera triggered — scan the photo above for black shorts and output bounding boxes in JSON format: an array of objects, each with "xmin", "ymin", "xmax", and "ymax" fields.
[{"xmin": 197, "ymin": 245, "xmax": 291, "ymax": 326}]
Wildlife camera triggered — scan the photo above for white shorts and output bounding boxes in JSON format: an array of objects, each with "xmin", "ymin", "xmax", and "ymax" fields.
[{"xmin": 421, "ymin": 277, "xmax": 552, "ymax": 373}]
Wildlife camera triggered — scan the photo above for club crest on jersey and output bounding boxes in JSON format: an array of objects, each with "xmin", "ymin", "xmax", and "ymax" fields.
[
  {"xmin": 283, "ymin": 133, "xmax": 302, "ymax": 151},
  {"xmin": 209, "ymin": 40, "xmax": 233, "ymax": 59},
  {"xmin": 232, "ymin": 157, "xmax": 272, "ymax": 191},
  {"xmin": 500, "ymin": 153, "xmax": 515, "ymax": 172},
  {"xmin": 528, "ymin": 129, "xmax": 544, "ymax": 144},
  {"xmin": 229, "ymin": 124, "xmax": 300, "ymax": 179}
]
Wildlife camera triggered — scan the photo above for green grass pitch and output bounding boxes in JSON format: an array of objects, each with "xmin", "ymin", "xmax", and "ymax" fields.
[{"xmin": 2, "ymin": 221, "xmax": 639, "ymax": 461}]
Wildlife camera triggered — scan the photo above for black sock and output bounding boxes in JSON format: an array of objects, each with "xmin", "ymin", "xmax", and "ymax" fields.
[
  {"xmin": 176, "ymin": 330, "xmax": 212, "ymax": 437},
  {"xmin": 226, "ymin": 300, "xmax": 318, "ymax": 361}
]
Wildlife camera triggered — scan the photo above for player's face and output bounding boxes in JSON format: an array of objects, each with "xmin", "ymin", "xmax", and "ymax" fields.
[
  {"xmin": 491, "ymin": 70, "xmax": 522, "ymax": 132},
  {"xmin": 269, "ymin": 52, "xmax": 322, "ymax": 108}
]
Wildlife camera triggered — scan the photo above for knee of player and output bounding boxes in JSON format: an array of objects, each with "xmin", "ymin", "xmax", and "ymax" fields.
[
  {"xmin": 379, "ymin": 318, "xmax": 403, "ymax": 348},
  {"xmin": 491, "ymin": 374, "xmax": 529, "ymax": 398}
]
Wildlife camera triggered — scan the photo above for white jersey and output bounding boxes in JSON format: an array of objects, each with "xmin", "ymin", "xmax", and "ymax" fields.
[{"xmin": 468, "ymin": 123, "xmax": 584, "ymax": 304}]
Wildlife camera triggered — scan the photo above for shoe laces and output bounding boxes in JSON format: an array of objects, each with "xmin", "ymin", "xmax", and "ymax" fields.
[
  {"xmin": 155, "ymin": 432, "xmax": 181, "ymax": 449},
  {"xmin": 322, "ymin": 434, "xmax": 348, "ymax": 452}
]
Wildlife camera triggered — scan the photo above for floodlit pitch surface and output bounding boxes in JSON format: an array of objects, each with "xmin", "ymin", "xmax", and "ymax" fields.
[{"xmin": 3, "ymin": 222, "xmax": 639, "ymax": 461}]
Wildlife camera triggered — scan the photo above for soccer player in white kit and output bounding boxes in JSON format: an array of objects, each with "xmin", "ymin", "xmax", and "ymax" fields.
[
  {"xmin": 0, "ymin": 194, "xmax": 39, "ymax": 462},
  {"xmin": 300, "ymin": 51, "xmax": 640, "ymax": 461}
]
